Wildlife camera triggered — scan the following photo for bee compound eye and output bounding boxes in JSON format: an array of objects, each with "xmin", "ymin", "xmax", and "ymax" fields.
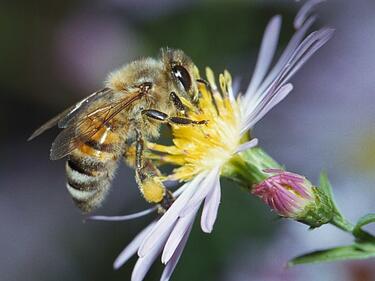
[{"xmin": 172, "ymin": 65, "xmax": 192, "ymax": 92}]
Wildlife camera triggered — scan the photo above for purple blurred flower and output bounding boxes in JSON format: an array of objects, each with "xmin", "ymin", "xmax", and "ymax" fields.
[{"xmin": 252, "ymin": 169, "xmax": 315, "ymax": 218}]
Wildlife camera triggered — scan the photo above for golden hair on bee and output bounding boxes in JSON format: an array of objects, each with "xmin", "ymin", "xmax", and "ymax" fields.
[{"xmin": 28, "ymin": 48, "xmax": 206, "ymax": 213}]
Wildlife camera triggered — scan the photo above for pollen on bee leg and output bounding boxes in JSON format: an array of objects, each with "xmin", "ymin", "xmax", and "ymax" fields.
[
  {"xmin": 123, "ymin": 145, "xmax": 136, "ymax": 168},
  {"xmin": 140, "ymin": 177, "xmax": 166, "ymax": 203}
]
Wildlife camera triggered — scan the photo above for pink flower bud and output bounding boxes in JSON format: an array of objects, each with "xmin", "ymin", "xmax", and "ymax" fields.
[{"xmin": 252, "ymin": 169, "xmax": 315, "ymax": 218}]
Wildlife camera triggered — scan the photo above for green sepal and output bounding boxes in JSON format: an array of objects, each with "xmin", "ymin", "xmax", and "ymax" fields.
[
  {"xmin": 296, "ymin": 187, "xmax": 335, "ymax": 228},
  {"xmin": 288, "ymin": 242, "xmax": 375, "ymax": 266},
  {"xmin": 319, "ymin": 172, "xmax": 340, "ymax": 212},
  {"xmin": 319, "ymin": 172, "xmax": 334, "ymax": 199},
  {"xmin": 318, "ymin": 172, "xmax": 355, "ymax": 232}
]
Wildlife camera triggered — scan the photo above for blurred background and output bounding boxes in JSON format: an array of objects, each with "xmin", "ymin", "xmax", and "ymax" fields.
[{"xmin": 1, "ymin": 0, "xmax": 375, "ymax": 280}]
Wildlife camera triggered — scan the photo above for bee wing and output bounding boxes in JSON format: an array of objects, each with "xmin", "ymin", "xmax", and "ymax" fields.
[
  {"xmin": 28, "ymin": 88, "xmax": 111, "ymax": 141},
  {"xmin": 49, "ymin": 90, "xmax": 144, "ymax": 160},
  {"xmin": 57, "ymin": 88, "xmax": 112, "ymax": 128}
]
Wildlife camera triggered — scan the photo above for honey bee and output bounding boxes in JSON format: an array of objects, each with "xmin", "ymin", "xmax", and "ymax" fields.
[{"xmin": 29, "ymin": 48, "xmax": 206, "ymax": 213}]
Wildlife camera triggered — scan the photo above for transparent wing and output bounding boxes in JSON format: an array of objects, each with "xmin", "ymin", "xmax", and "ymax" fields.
[
  {"xmin": 28, "ymin": 88, "xmax": 111, "ymax": 141},
  {"xmin": 49, "ymin": 91, "xmax": 143, "ymax": 160}
]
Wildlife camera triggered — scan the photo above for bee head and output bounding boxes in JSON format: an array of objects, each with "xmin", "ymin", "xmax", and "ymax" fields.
[{"xmin": 160, "ymin": 48, "xmax": 199, "ymax": 102}]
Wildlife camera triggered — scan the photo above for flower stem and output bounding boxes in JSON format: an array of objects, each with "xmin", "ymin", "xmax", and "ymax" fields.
[
  {"xmin": 331, "ymin": 214, "xmax": 375, "ymax": 242},
  {"xmin": 331, "ymin": 214, "xmax": 354, "ymax": 233}
]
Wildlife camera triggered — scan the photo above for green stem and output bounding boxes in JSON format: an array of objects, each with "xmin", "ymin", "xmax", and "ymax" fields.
[
  {"xmin": 331, "ymin": 214, "xmax": 354, "ymax": 233},
  {"xmin": 331, "ymin": 215, "xmax": 375, "ymax": 242}
]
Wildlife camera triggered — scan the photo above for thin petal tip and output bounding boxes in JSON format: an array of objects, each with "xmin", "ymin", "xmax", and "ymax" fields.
[
  {"xmin": 113, "ymin": 261, "xmax": 122, "ymax": 270},
  {"xmin": 201, "ymin": 224, "xmax": 213, "ymax": 234},
  {"xmin": 271, "ymin": 14, "xmax": 282, "ymax": 25}
]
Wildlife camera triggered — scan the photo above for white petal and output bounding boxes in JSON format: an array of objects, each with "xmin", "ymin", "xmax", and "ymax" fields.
[
  {"xmin": 281, "ymin": 28, "xmax": 334, "ymax": 83},
  {"xmin": 160, "ymin": 223, "xmax": 193, "ymax": 281},
  {"xmin": 240, "ymin": 16, "xmax": 310, "ymax": 121},
  {"xmin": 89, "ymin": 207, "xmax": 157, "ymax": 221},
  {"xmin": 244, "ymin": 29, "xmax": 332, "ymax": 126},
  {"xmin": 244, "ymin": 16, "xmax": 281, "ymax": 103},
  {"xmin": 240, "ymin": 16, "xmax": 332, "ymax": 133},
  {"xmin": 161, "ymin": 205, "xmax": 199, "ymax": 264},
  {"xmin": 138, "ymin": 173, "xmax": 205, "ymax": 257},
  {"xmin": 235, "ymin": 138, "xmax": 258, "ymax": 154},
  {"xmin": 131, "ymin": 225, "xmax": 172, "ymax": 281},
  {"xmin": 201, "ymin": 176, "xmax": 221, "ymax": 233},
  {"xmin": 241, "ymin": 84, "xmax": 293, "ymax": 134},
  {"xmin": 294, "ymin": 0, "xmax": 325, "ymax": 29},
  {"xmin": 180, "ymin": 168, "xmax": 220, "ymax": 216},
  {"xmin": 256, "ymin": 16, "xmax": 315, "ymax": 98},
  {"xmin": 113, "ymin": 222, "xmax": 156, "ymax": 270}
]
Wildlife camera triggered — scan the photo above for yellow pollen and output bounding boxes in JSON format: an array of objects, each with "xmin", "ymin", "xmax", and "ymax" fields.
[{"xmin": 147, "ymin": 67, "xmax": 245, "ymax": 182}]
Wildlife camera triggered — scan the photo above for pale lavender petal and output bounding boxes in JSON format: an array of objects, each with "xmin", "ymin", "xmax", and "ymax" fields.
[
  {"xmin": 244, "ymin": 16, "xmax": 281, "ymax": 102},
  {"xmin": 161, "ymin": 205, "xmax": 199, "ymax": 264},
  {"xmin": 241, "ymin": 15, "xmax": 333, "ymax": 134},
  {"xmin": 131, "ymin": 224, "xmax": 173, "ymax": 281},
  {"xmin": 275, "ymin": 28, "xmax": 333, "ymax": 87},
  {"xmin": 138, "ymin": 173, "xmax": 205, "ymax": 257},
  {"xmin": 256, "ymin": 16, "xmax": 315, "ymax": 97},
  {"xmin": 294, "ymin": 0, "xmax": 325, "ymax": 29},
  {"xmin": 241, "ymin": 27, "xmax": 333, "ymax": 132},
  {"xmin": 89, "ymin": 207, "xmax": 157, "ymax": 221},
  {"xmin": 240, "ymin": 16, "xmax": 314, "ymax": 121},
  {"xmin": 201, "ymin": 175, "xmax": 221, "ymax": 233},
  {"xmin": 281, "ymin": 28, "xmax": 334, "ymax": 83},
  {"xmin": 180, "ymin": 168, "xmax": 220, "ymax": 215},
  {"xmin": 160, "ymin": 223, "xmax": 193, "ymax": 281},
  {"xmin": 241, "ymin": 84, "xmax": 293, "ymax": 134},
  {"xmin": 113, "ymin": 222, "xmax": 156, "ymax": 270},
  {"xmin": 245, "ymin": 15, "xmax": 314, "ymax": 109},
  {"xmin": 248, "ymin": 83, "xmax": 293, "ymax": 126},
  {"xmin": 235, "ymin": 138, "xmax": 258, "ymax": 153}
]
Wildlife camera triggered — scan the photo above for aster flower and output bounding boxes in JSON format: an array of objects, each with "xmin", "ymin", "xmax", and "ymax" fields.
[
  {"xmin": 92, "ymin": 2, "xmax": 335, "ymax": 280},
  {"xmin": 145, "ymin": 3, "xmax": 333, "ymax": 237}
]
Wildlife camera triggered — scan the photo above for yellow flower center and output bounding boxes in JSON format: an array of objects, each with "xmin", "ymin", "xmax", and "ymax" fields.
[{"xmin": 147, "ymin": 68, "xmax": 243, "ymax": 182}]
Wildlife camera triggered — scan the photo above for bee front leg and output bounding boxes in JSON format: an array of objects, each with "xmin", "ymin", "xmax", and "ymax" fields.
[
  {"xmin": 169, "ymin": 92, "xmax": 187, "ymax": 116},
  {"xmin": 134, "ymin": 128, "xmax": 174, "ymax": 213},
  {"xmin": 142, "ymin": 109, "xmax": 207, "ymax": 125}
]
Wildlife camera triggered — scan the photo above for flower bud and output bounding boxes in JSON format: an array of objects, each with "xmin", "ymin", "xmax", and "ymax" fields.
[{"xmin": 252, "ymin": 169, "xmax": 334, "ymax": 227}]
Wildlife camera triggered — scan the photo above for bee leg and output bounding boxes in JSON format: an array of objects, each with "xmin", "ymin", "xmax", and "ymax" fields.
[
  {"xmin": 157, "ymin": 189, "xmax": 175, "ymax": 215},
  {"xmin": 134, "ymin": 128, "xmax": 173, "ymax": 211},
  {"xmin": 142, "ymin": 109, "xmax": 207, "ymax": 125},
  {"xmin": 169, "ymin": 92, "xmax": 186, "ymax": 116}
]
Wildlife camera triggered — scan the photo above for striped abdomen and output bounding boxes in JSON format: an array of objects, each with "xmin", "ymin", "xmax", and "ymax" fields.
[{"xmin": 66, "ymin": 124, "xmax": 126, "ymax": 213}]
